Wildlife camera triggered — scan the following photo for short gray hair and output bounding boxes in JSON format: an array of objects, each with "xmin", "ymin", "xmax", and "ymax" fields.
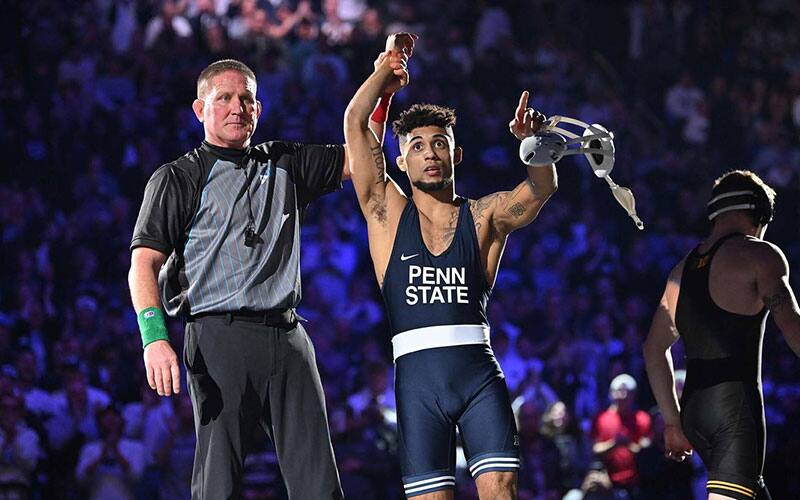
[{"xmin": 196, "ymin": 59, "xmax": 256, "ymax": 99}]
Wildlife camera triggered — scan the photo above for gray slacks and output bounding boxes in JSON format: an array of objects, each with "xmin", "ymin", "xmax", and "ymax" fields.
[{"xmin": 184, "ymin": 316, "xmax": 342, "ymax": 499}]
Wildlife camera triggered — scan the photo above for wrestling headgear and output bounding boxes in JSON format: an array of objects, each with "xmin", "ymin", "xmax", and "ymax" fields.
[
  {"xmin": 519, "ymin": 116, "xmax": 615, "ymax": 176},
  {"xmin": 519, "ymin": 116, "xmax": 643, "ymax": 230},
  {"xmin": 707, "ymin": 172, "xmax": 774, "ymax": 225}
]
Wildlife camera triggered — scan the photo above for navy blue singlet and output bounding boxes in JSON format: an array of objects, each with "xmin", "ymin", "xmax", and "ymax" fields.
[
  {"xmin": 381, "ymin": 198, "xmax": 491, "ymax": 359},
  {"xmin": 379, "ymin": 198, "xmax": 520, "ymax": 497}
]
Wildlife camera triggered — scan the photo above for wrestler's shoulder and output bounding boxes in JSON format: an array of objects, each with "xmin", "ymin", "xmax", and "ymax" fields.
[
  {"xmin": 738, "ymin": 236, "xmax": 784, "ymax": 256},
  {"xmin": 730, "ymin": 237, "xmax": 786, "ymax": 266}
]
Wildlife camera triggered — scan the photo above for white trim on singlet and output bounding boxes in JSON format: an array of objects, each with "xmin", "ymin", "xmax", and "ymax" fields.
[
  {"xmin": 391, "ymin": 324, "xmax": 490, "ymax": 361},
  {"xmin": 469, "ymin": 457, "xmax": 521, "ymax": 476}
]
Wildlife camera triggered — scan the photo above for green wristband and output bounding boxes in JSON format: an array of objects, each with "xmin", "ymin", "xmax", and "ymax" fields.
[{"xmin": 138, "ymin": 307, "xmax": 169, "ymax": 348}]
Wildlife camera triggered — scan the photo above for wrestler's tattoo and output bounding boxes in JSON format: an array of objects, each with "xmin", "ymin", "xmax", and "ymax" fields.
[
  {"xmin": 527, "ymin": 177, "xmax": 536, "ymax": 194},
  {"xmin": 507, "ymin": 202, "xmax": 526, "ymax": 218},
  {"xmin": 440, "ymin": 206, "xmax": 459, "ymax": 246},
  {"xmin": 504, "ymin": 181, "xmax": 533, "ymax": 218},
  {"xmin": 370, "ymin": 145, "xmax": 385, "ymax": 184},
  {"xmin": 470, "ymin": 195, "xmax": 496, "ymax": 233},
  {"xmin": 368, "ymin": 197, "xmax": 387, "ymax": 224},
  {"xmin": 763, "ymin": 288, "xmax": 793, "ymax": 310},
  {"xmin": 509, "ymin": 181, "xmax": 529, "ymax": 200}
]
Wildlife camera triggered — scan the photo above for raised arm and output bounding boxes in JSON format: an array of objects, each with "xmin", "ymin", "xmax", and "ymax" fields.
[
  {"xmin": 343, "ymin": 38, "xmax": 413, "ymax": 282},
  {"xmin": 341, "ymin": 53, "xmax": 397, "ymax": 183},
  {"xmin": 470, "ymin": 91, "xmax": 557, "ymax": 237},
  {"xmin": 643, "ymin": 260, "xmax": 693, "ymax": 461},
  {"xmin": 756, "ymin": 241, "xmax": 800, "ymax": 357},
  {"xmin": 343, "ymin": 50, "xmax": 408, "ymax": 213}
]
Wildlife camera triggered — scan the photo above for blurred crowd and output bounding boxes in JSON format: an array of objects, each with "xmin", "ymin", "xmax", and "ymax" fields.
[{"xmin": 1, "ymin": 0, "xmax": 800, "ymax": 499}]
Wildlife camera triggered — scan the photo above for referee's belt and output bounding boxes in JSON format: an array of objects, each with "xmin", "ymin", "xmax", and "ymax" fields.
[{"xmin": 188, "ymin": 309, "xmax": 300, "ymax": 328}]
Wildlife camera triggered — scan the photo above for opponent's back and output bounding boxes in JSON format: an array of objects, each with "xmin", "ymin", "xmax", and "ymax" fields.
[{"xmin": 675, "ymin": 233, "xmax": 768, "ymax": 389}]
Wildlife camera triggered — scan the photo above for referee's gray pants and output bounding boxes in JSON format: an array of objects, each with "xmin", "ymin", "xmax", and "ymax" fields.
[{"xmin": 184, "ymin": 316, "xmax": 343, "ymax": 499}]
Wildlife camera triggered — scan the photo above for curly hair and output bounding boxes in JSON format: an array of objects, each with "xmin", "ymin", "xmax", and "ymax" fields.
[{"xmin": 391, "ymin": 103, "xmax": 457, "ymax": 140}]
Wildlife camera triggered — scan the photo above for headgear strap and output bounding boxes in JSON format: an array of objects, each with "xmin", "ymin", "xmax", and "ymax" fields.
[{"xmin": 706, "ymin": 190, "xmax": 762, "ymax": 222}]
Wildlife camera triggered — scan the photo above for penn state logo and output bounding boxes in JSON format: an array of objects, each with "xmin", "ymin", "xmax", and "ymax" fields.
[{"xmin": 405, "ymin": 265, "xmax": 468, "ymax": 305}]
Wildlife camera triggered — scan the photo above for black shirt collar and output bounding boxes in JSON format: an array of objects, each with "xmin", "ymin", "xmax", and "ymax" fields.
[{"xmin": 201, "ymin": 140, "xmax": 251, "ymax": 162}]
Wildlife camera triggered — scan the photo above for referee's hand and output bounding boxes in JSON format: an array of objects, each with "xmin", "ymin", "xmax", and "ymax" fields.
[{"xmin": 144, "ymin": 340, "xmax": 181, "ymax": 396}]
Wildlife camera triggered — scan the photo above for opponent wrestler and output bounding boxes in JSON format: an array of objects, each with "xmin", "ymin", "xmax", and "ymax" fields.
[
  {"xmin": 344, "ymin": 38, "xmax": 557, "ymax": 498},
  {"xmin": 643, "ymin": 170, "xmax": 800, "ymax": 500}
]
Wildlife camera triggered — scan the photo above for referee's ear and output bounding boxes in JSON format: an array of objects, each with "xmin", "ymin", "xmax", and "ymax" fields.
[{"xmin": 192, "ymin": 98, "xmax": 205, "ymax": 123}]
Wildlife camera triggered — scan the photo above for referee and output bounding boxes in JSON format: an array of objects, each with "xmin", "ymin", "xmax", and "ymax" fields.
[{"xmin": 129, "ymin": 59, "xmax": 348, "ymax": 499}]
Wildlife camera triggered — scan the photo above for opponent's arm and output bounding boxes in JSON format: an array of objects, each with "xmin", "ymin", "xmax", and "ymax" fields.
[
  {"xmin": 756, "ymin": 242, "xmax": 800, "ymax": 357},
  {"xmin": 129, "ymin": 247, "xmax": 180, "ymax": 396},
  {"xmin": 643, "ymin": 262, "xmax": 682, "ymax": 425},
  {"xmin": 643, "ymin": 260, "xmax": 693, "ymax": 460},
  {"xmin": 472, "ymin": 91, "xmax": 557, "ymax": 237}
]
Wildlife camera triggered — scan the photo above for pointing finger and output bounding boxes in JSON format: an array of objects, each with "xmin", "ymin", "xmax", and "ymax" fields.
[{"xmin": 515, "ymin": 91, "xmax": 529, "ymax": 121}]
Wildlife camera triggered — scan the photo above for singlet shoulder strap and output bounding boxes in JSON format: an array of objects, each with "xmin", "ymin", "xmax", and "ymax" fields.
[
  {"xmin": 696, "ymin": 232, "xmax": 745, "ymax": 258},
  {"xmin": 389, "ymin": 199, "xmax": 419, "ymax": 253}
]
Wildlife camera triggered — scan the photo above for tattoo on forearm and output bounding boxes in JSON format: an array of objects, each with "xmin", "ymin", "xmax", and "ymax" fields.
[
  {"xmin": 370, "ymin": 145, "xmax": 385, "ymax": 184},
  {"xmin": 506, "ymin": 202, "xmax": 526, "ymax": 218},
  {"xmin": 763, "ymin": 288, "xmax": 793, "ymax": 310}
]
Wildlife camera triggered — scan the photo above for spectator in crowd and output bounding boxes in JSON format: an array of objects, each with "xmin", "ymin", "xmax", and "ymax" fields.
[
  {"xmin": 12, "ymin": 348, "xmax": 53, "ymax": 417},
  {"xmin": 516, "ymin": 400, "xmax": 562, "ymax": 499},
  {"xmin": 146, "ymin": 393, "xmax": 195, "ymax": 500},
  {"xmin": 591, "ymin": 374, "xmax": 652, "ymax": 497},
  {"xmin": 541, "ymin": 400, "xmax": 588, "ymax": 493},
  {"xmin": 75, "ymin": 405, "xmax": 146, "ymax": 500},
  {"xmin": 0, "ymin": 393, "xmax": 40, "ymax": 499}
]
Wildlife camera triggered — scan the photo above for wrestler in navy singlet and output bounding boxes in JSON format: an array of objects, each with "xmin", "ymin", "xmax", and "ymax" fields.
[
  {"xmin": 676, "ymin": 233, "xmax": 771, "ymax": 500},
  {"xmin": 381, "ymin": 198, "xmax": 520, "ymax": 497}
]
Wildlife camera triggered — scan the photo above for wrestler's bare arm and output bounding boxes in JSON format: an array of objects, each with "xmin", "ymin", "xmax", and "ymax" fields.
[
  {"xmin": 467, "ymin": 92, "xmax": 556, "ymax": 283},
  {"xmin": 643, "ymin": 259, "xmax": 694, "ymax": 460},
  {"xmin": 343, "ymin": 51, "xmax": 409, "ymax": 285},
  {"xmin": 755, "ymin": 241, "xmax": 800, "ymax": 357},
  {"xmin": 470, "ymin": 91, "xmax": 557, "ymax": 238},
  {"xmin": 469, "ymin": 168, "xmax": 557, "ymax": 238},
  {"xmin": 643, "ymin": 260, "xmax": 684, "ymax": 426}
]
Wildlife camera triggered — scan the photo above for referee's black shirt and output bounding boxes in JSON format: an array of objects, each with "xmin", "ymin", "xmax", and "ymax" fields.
[{"xmin": 131, "ymin": 140, "xmax": 344, "ymax": 316}]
